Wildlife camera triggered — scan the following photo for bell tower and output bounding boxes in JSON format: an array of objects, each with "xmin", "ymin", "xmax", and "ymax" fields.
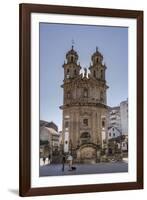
[
  {"xmin": 89, "ymin": 47, "xmax": 107, "ymax": 105},
  {"xmin": 61, "ymin": 46, "xmax": 81, "ymax": 153},
  {"xmin": 62, "ymin": 45, "xmax": 81, "ymax": 80},
  {"xmin": 89, "ymin": 47, "xmax": 106, "ymax": 81}
]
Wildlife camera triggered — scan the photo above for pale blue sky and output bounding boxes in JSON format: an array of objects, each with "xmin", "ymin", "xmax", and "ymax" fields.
[{"xmin": 40, "ymin": 23, "xmax": 128, "ymax": 130}]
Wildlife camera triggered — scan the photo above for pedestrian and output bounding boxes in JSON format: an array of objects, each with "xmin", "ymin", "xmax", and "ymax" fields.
[
  {"xmin": 62, "ymin": 154, "xmax": 66, "ymax": 172},
  {"xmin": 67, "ymin": 154, "xmax": 73, "ymax": 171},
  {"xmin": 48, "ymin": 154, "xmax": 51, "ymax": 164},
  {"xmin": 43, "ymin": 156, "xmax": 46, "ymax": 165}
]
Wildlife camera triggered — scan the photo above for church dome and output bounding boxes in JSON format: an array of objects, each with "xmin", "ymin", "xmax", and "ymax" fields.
[
  {"xmin": 91, "ymin": 47, "xmax": 103, "ymax": 63},
  {"xmin": 66, "ymin": 45, "xmax": 78, "ymax": 60}
]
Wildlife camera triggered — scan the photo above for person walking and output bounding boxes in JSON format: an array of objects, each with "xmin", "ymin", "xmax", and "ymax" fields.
[
  {"xmin": 43, "ymin": 156, "xmax": 46, "ymax": 165},
  {"xmin": 62, "ymin": 154, "xmax": 66, "ymax": 172},
  {"xmin": 67, "ymin": 154, "xmax": 73, "ymax": 171},
  {"xmin": 48, "ymin": 154, "xmax": 51, "ymax": 164}
]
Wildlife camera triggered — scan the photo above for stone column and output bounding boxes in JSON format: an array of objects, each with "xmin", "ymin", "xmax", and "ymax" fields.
[
  {"xmin": 76, "ymin": 110, "xmax": 79, "ymax": 147},
  {"xmin": 92, "ymin": 109, "xmax": 96, "ymax": 143},
  {"xmin": 97, "ymin": 149, "xmax": 101, "ymax": 162},
  {"xmin": 70, "ymin": 110, "xmax": 73, "ymax": 148},
  {"xmin": 72, "ymin": 111, "xmax": 76, "ymax": 149}
]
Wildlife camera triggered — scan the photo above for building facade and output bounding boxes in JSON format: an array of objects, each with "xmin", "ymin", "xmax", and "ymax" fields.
[
  {"xmin": 107, "ymin": 126, "xmax": 121, "ymax": 140},
  {"xmin": 40, "ymin": 120, "xmax": 58, "ymax": 132},
  {"xmin": 40, "ymin": 121, "xmax": 60, "ymax": 161},
  {"xmin": 108, "ymin": 99, "xmax": 128, "ymax": 135},
  {"xmin": 107, "ymin": 99, "xmax": 128, "ymax": 156},
  {"xmin": 120, "ymin": 99, "xmax": 128, "ymax": 135},
  {"xmin": 108, "ymin": 106, "xmax": 121, "ymax": 131},
  {"xmin": 60, "ymin": 46, "xmax": 109, "ymax": 163}
]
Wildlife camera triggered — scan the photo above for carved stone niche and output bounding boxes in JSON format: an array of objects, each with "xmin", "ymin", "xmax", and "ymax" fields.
[{"xmin": 79, "ymin": 110, "xmax": 92, "ymax": 116}]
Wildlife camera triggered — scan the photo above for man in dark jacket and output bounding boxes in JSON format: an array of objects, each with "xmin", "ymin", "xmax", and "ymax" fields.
[{"xmin": 62, "ymin": 154, "xmax": 66, "ymax": 172}]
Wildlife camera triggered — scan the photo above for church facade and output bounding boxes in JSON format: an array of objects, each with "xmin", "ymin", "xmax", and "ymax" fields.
[{"xmin": 60, "ymin": 46, "xmax": 109, "ymax": 163}]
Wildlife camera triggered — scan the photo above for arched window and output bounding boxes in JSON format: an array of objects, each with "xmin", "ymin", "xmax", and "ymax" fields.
[
  {"xmin": 66, "ymin": 69, "xmax": 70, "ymax": 78},
  {"xmin": 83, "ymin": 119, "xmax": 88, "ymax": 126},
  {"xmin": 93, "ymin": 70, "xmax": 96, "ymax": 78},
  {"xmin": 100, "ymin": 70, "xmax": 103, "ymax": 79},
  {"xmin": 102, "ymin": 120, "xmax": 105, "ymax": 127},
  {"xmin": 65, "ymin": 121, "xmax": 69, "ymax": 128},
  {"xmin": 74, "ymin": 69, "xmax": 77, "ymax": 75},
  {"xmin": 83, "ymin": 88, "xmax": 88, "ymax": 97},
  {"xmin": 71, "ymin": 56, "xmax": 74, "ymax": 62},
  {"xmin": 100, "ymin": 91, "xmax": 104, "ymax": 102}
]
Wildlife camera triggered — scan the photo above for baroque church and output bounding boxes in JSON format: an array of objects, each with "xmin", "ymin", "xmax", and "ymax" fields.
[{"xmin": 60, "ymin": 46, "xmax": 109, "ymax": 163}]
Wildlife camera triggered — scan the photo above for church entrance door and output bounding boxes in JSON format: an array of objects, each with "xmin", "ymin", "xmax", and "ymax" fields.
[{"xmin": 77, "ymin": 143, "xmax": 97, "ymax": 164}]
